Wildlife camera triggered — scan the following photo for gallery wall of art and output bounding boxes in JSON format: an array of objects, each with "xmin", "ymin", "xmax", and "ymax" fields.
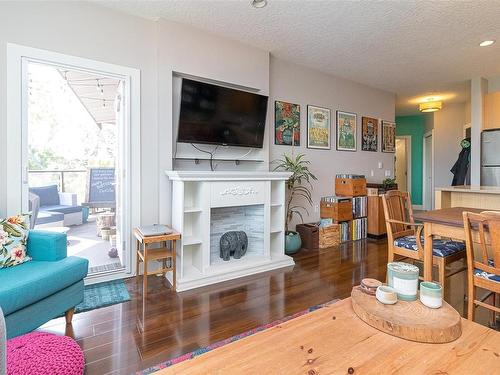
[{"xmin": 269, "ymin": 56, "xmax": 396, "ymax": 227}]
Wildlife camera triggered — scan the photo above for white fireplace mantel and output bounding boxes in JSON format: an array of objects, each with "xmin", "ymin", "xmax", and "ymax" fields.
[
  {"xmin": 165, "ymin": 170, "xmax": 294, "ymax": 292},
  {"xmin": 165, "ymin": 170, "xmax": 292, "ymax": 181}
]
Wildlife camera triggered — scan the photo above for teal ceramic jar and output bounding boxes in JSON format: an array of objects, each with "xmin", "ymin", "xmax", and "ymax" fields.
[
  {"xmin": 285, "ymin": 231, "xmax": 302, "ymax": 255},
  {"xmin": 419, "ymin": 281, "xmax": 443, "ymax": 309},
  {"xmin": 387, "ymin": 262, "xmax": 419, "ymax": 301}
]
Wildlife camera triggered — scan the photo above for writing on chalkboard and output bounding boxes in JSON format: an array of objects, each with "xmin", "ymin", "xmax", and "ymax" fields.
[{"xmin": 87, "ymin": 168, "xmax": 115, "ymax": 203}]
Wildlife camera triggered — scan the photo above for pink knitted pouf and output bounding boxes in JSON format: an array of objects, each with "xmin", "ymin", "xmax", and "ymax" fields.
[{"xmin": 7, "ymin": 332, "xmax": 84, "ymax": 375}]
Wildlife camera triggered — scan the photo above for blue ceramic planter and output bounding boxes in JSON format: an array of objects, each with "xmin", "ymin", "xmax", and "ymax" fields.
[{"xmin": 285, "ymin": 231, "xmax": 302, "ymax": 255}]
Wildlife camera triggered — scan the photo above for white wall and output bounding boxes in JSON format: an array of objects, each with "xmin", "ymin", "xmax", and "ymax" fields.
[
  {"xmin": 0, "ymin": 2, "xmax": 396, "ymax": 230},
  {"xmin": 269, "ymin": 57, "xmax": 395, "ymax": 227},
  {"xmin": 433, "ymin": 102, "xmax": 467, "ymax": 188},
  {"xmin": 424, "ymin": 113, "xmax": 434, "ymax": 133},
  {"xmin": 0, "ymin": 1, "xmax": 159, "ymax": 224},
  {"xmin": 156, "ymin": 19, "xmax": 270, "ymax": 223}
]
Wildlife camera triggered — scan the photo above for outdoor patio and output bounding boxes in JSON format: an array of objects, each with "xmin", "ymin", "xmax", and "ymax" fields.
[{"xmin": 65, "ymin": 215, "xmax": 123, "ymax": 274}]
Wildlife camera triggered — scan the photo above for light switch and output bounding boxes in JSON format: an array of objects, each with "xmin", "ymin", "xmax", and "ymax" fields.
[
  {"xmin": 378, "ymin": 162, "xmax": 383, "ymax": 169},
  {"xmin": 370, "ymin": 170, "xmax": 374, "ymax": 177}
]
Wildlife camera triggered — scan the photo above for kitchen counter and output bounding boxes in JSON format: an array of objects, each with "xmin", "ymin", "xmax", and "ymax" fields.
[{"xmin": 435, "ymin": 185, "xmax": 500, "ymax": 209}]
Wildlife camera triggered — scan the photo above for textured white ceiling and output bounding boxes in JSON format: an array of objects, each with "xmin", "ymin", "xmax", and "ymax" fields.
[{"xmin": 97, "ymin": 0, "xmax": 500, "ymax": 114}]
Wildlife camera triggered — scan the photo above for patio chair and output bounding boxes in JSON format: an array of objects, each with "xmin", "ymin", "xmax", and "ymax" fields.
[
  {"xmin": 29, "ymin": 185, "xmax": 83, "ymax": 227},
  {"xmin": 28, "ymin": 192, "xmax": 40, "ymax": 229}
]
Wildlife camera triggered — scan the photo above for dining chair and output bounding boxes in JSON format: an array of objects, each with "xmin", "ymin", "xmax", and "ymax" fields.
[
  {"xmin": 382, "ymin": 190, "xmax": 466, "ymax": 295},
  {"xmin": 463, "ymin": 211, "xmax": 500, "ymax": 324}
]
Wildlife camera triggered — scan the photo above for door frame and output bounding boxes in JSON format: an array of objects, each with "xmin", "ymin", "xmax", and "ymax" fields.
[
  {"xmin": 6, "ymin": 43, "xmax": 141, "ymax": 283},
  {"xmin": 395, "ymin": 135, "xmax": 412, "ymax": 195},
  {"xmin": 422, "ymin": 130, "xmax": 435, "ymax": 210}
]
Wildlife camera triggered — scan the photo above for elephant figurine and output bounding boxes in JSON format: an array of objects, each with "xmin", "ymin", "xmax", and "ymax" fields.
[{"xmin": 220, "ymin": 231, "xmax": 248, "ymax": 261}]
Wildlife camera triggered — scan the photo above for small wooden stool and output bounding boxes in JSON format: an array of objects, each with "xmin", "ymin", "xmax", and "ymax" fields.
[{"xmin": 133, "ymin": 227, "xmax": 181, "ymax": 296}]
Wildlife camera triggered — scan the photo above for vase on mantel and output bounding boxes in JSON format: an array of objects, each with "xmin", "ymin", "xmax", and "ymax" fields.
[{"xmin": 285, "ymin": 231, "xmax": 302, "ymax": 255}]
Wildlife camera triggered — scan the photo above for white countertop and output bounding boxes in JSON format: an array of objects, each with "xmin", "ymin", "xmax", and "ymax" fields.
[{"xmin": 436, "ymin": 185, "xmax": 500, "ymax": 194}]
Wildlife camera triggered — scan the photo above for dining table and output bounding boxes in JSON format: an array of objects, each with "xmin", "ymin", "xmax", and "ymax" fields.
[{"xmin": 413, "ymin": 207, "xmax": 488, "ymax": 282}]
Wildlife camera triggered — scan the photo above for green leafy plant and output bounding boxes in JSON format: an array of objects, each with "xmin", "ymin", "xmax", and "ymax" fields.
[
  {"xmin": 274, "ymin": 154, "xmax": 317, "ymax": 232},
  {"xmin": 382, "ymin": 178, "xmax": 396, "ymax": 188}
]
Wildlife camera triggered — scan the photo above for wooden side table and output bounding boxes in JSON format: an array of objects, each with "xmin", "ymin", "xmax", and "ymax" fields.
[{"xmin": 133, "ymin": 228, "xmax": 181, "ymax": 295}]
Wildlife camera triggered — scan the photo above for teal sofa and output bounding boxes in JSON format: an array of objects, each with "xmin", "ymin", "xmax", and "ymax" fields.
[{"xmin": 0, "ymin": 231, "xmax": 88, "ymax": 338}]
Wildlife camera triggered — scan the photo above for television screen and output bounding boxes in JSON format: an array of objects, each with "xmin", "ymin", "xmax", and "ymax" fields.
[{"xmin": 177, "ymin": 79, "xmax": 268, "ymax": 148}]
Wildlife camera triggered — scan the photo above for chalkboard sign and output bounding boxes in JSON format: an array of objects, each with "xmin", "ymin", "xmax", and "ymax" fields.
[{"xmin": 85, "ymin": 168, "xmax": 116, "ymax": 208}]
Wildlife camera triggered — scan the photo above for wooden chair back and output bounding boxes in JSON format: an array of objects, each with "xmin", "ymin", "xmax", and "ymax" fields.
[
  {"xmin": 381, "ymin": 190, "xmax": 415, "ymax": 239},
  {"xmin": 463, "ymin": 211, "xmax": 500, "ymax": 279}
]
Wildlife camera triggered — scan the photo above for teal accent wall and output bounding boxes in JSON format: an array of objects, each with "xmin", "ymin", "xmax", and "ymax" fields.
[{"xmin": 395, "ymin": 115, "xmax": 425, "ymax": 205}]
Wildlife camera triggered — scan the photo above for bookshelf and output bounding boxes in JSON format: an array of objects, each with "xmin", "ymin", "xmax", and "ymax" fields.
[{"xmin": 320, "ymin": 175, "xmax": 368, "ymax": 244}]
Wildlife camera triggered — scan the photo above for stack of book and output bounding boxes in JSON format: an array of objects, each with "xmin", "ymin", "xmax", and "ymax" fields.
[
  {"xmin": 339, "ymin": 221, "xmax": 351, "ymax": 242},
  {"xmin": 352, "ymin": 217, "xmax": 367, "ymax": 241},
  {"xmin": 352, "ymin": 196, "xmax": 367, "ymax": 218}
]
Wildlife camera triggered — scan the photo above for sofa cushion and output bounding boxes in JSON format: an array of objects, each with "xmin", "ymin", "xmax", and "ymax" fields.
[
  {"xmin": 42, "ymin": 205, "xmax": 83, "ymax": 215},
  {"xmin": 0, "ymin": 257, "xmax": 88, "ymax": 315},
  {"xmin": 29, "ymin": 185, "xmax": 60, "ymax": 207},
  {"xmin": 474, "ymin": 259, "xmax": 500, "ymax": 282},
  {"xmin": 35, "ymin": 211, "xmax": 64, "ymax": 226},
  {"xmin": 0, "ymin": 215, "xmax": 31, "ymax": 269},
  {"xmin": 394, "ymin": 235, "xmax": 465, "ymax": 257}
]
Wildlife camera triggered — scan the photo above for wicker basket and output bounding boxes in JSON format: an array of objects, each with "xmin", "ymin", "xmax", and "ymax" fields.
[{"xmin": 319, "ymin": 224, "xmax": 340, "ymax": 249}]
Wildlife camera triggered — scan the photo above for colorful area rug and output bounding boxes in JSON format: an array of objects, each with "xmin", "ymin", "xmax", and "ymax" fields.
[
  {"xmin": 75, "ymin": 279, "xmax": 130, "ymax": 314},
  {"xmin": 137, "ymin": 299, "xmax": 339, "ymax": 375}
]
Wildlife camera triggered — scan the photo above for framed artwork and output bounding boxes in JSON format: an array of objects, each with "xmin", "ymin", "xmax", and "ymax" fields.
[
  {"xmin": 307, "ymin": 105, "xmax": 331, "ymax": 149},
  {"xmin": 382, "ymin": 120, "xmax": 396, "ymax": 153},
  {"xmin": 275, "ymin": 101, "xmax": 300, "ymax": 146},
  {"xmin": 336, "ymin": 111, "xmax": 357, "ymax": 151},
  {"xmin": 361, "ymin": 116, "xmax": 378, "ymax": 152}
]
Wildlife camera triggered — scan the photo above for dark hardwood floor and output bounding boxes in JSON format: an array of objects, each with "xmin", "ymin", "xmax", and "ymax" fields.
[{"xmin": 39, "ymin": 239, "xmax": 390, "ymax": 374}]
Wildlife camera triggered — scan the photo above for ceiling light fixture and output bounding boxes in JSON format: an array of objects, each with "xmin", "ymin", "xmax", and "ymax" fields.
[
  {"xmin": 251, "ymin": 0, "xmax": 267, "ymax": 8},
  {"xmin": 419, "ymin": 101, "xmax": 442, "ymax": 113},
  {"xmin": 479, "ymin": 40, "xmax": 495, "ymax": 47}
]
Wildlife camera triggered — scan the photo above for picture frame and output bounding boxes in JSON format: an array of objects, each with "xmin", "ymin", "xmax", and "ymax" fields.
[
  {"xmin": 382, "ymin": 120, "xmax": 396, "ymax": 153},
  {"xmin": 307, "ymin": 105, "xmax": 331, "ymax": 149},
  {"xmin": 275, "ymin": 100, "xmax": 300, "ymax": 146},
  {"xmin": 336, "ymin": 111, "xmax": 357, "ymax": 151},
  {"xmin": 361, "ymin": 116, "xmax": 378, "ymax": 152}
]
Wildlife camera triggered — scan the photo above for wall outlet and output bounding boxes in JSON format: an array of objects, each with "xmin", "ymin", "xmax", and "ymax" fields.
[
  {"xmin": 378, "ymin": 162, "xmax": 383, "ymax": 169},
  {"xmin": 385, "ymin": 170, "xmax": 392, "ymax": 177},
  {"xmin": 314, "ymin": 204, "xmax": 319, "ymax": 213}
]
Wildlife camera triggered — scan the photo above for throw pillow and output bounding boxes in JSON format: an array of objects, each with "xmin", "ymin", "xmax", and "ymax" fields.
[{"xmin": 0, "ymin": 214, "xmax": 31, "ymax": 268}]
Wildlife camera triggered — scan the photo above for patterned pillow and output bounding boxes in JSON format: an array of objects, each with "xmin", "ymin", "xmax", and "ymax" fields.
[{"xmin": 0, "ymin": 215, "xmax": 31, "ymax": 268}]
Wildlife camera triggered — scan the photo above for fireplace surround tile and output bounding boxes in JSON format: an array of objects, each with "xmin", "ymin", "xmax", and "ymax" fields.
[{"xmin": 210, "ymin": 204, "xmax": 264, "ymax": 264}]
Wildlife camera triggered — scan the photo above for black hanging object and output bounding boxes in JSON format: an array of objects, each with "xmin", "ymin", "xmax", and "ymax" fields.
[{"xmin": 450, "ymin": 137, "xmax": 471, "ymax": 186}]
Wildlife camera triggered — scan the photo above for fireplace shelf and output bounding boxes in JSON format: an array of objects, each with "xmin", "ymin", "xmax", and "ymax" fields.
[
  {"xmin": 183, "ymin": 236, "xmax": 203, "ymax": 246},
  {"xmin": 184, "ymin": 207, "xmax": 203, "ymax": 213},
  {"xmin": 166, "ymin": 171, "xmax": 294, "ymax": 292}
]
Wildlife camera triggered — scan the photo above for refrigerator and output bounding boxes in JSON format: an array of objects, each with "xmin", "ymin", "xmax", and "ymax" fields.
[{"xmin": 481, "ymin": 129, "xmax": 500, "ymax": 186}]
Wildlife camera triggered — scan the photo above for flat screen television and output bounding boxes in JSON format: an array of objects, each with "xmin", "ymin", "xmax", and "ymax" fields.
[{"xmin": 177, "ymin": 78, "xmax": 268, "ymax": 148}]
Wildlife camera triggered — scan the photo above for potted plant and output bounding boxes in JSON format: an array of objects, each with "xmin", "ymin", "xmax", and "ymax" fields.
[
  {"xmin": 382, "ymin": 178, "xmax": 397, "ymax": 191},
  {"xmin": 274, "ymin": 153, "xmax": 317, "ymax": 254}
]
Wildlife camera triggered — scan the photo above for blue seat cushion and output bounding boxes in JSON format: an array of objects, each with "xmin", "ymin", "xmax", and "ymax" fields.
[
  {"xmin": 36, "ymin": 211, "xmax": 64, "ymax": 225},
  {"xmin": 29, "ymin": 185, "xmax": 60, "ymax": 206},
  {"xmin": 394, "ymin": 235, "xmax": 465, "ymax": 257},
  {"xmin": 0, "ymin": 256, "xmax": 88, "ymax": 315},
  {"xmin": 474, "ymin": 259, "xmax": 500, "ymax": 282},
  {"xmin": 42, "ymin": 205, "xmax": 83, "ymax": 214}
]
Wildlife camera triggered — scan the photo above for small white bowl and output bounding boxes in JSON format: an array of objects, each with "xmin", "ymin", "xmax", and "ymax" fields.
[{"xmin": 376, "ymin": 286, "xmax": 398, "ymax": 305}]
